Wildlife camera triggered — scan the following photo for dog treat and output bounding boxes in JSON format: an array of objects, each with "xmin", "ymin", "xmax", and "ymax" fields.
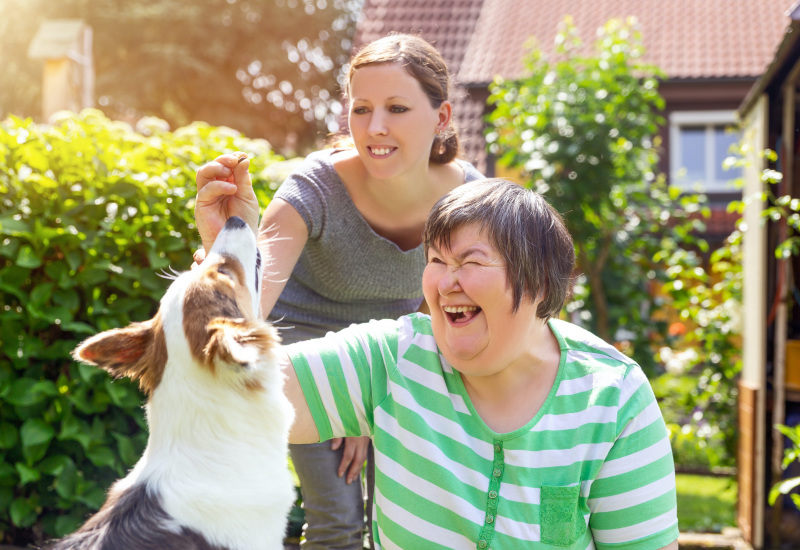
[{"xmin": 235, "ymin": 152, "xmax": 248, "ymax": 164}]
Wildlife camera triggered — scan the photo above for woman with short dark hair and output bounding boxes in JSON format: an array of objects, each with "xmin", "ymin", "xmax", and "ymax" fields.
[{"xmin": 282, "ymin": 179, "xmax": 679, "ymax": 550}]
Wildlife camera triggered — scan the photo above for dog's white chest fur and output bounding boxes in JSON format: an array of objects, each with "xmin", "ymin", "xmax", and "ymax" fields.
[{"xmin": 136, "ymin": 303, "xmax": 295, "ymax": 549}]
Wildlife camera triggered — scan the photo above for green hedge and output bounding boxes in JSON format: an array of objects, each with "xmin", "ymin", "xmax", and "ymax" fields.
[{"xmin": 0, "ymin": 109, "xmax": 287, "ymax": 545}]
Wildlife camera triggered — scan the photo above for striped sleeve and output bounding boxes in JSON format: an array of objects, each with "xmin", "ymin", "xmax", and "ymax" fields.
[
  {"xmin": 287, "ymin": 318, "xmax": 399, "ymax": 442},
  {"xmin": 588, "ymin": 364, "xmax": 679, "ymax": 549}
]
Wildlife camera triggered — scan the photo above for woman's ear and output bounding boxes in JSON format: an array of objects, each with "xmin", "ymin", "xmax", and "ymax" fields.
[{"xmin": 437, "ymin": 101, "xmax": 453, "ymax": 132}]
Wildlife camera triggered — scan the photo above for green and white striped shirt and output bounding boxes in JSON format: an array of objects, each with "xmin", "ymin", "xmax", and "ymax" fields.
[{"xmin": 288, "ymin": 313, "xmax": 678, "ymax": 549}]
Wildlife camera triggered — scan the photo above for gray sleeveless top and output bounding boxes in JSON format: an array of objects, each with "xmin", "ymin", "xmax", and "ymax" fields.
[{"xmin": 268, "ymin": 149, "xmax": 484, "ymax": 344}]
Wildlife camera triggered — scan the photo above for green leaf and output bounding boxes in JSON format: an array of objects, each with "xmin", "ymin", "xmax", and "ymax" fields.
[
  {"xmin": 53, "ymin": 460, "xmax": 78, "ymax": 499},
  {"xmin": 0, "ymin": 237, "xmax": 20, "ymax": 258},
  {"xmin": 29, "ymin": 282, "xmax": 54, "ymax": 305},
  {"xmin": 0, "ymin": 280, "xmax": 28, "ymax": 303},
  {"xmin": 10, "ymin": 497, "xmax": 37, "ymax": 527},
  {"xmin": 16, "ymin": 245, "xmax": 42, "ymax": 268},
  {"xmin": 58, "ymin": 415, "xmax": 92, "ymax": 450},
  {"xmin": 65, "ymin": 249, "xmax": 83, "ymax": 271},
  {"xmin": 20, "ymin": 418, "xmax": 55, "ymax": 463},
  {"xmin": 0, "ymin": 461, "xmax": 17, "ymax": 486},
  {"xmin": 38, "ymin": 454, "xmax": 73, "ymax": 476},
  {"xmin": 76, "ymin": 362, "xmax": 104, "ymax": 383},
  {"xmin": 0, "ymin": 422, "xmax": 18, "ymax": 449},
  {"xmin": 62, "ymin": 320, "xmax": 97, "ymax": 334},
  {"xmin": 769, "ymin": 476, "xmax": 800, "ymax": 505},
  {"xmin": 77, "ymin": 485, "xmax": 108, "ymax": 509},
  {"xmin": 55, "ymin": 512, "xmax": 85, "ymax": 537},
  {"xmin": 86, "ymin": 446, "xmax": 117, "ymax": 468},
  {"xmin": 15, "ymin": 462, "xmax": 41, "ymax": 485},
  {"xmin": 75, "ymin": 267, "xmax": 109, "ymax": 286},
  {"xmin": 105, "ymin": 378, "xmax": 141, "ymax": 408},
  {"xmin": 4, "ymin": 378, "xmax": 57, "ymax": 406},
  {"xmin": 111, "ymin": 432, "xmax": 139, "ymax": 466},
  {"xmin": 0, "ymin": 487, "xmax": 12, "ymax": 510}
]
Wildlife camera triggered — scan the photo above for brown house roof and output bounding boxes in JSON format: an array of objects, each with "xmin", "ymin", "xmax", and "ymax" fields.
[
  {"xmin": 355, "ymin": 0, "xmax": 486, "ymax": 76},
  {"xmin": 356, "ymin": 0, "xmax": 791, "ymax": 84},
  {"xmin": 353, "ymin": 0, "xmax": 792, "ymax": 173},
  {"xmin": 458, "ymin": 0, "xmax": 791, "ymax": 84}
]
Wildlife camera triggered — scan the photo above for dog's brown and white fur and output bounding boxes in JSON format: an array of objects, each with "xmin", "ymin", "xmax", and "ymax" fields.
[{"xmin": 47, "ymin": 216, "xmax": 295, "ymax": 550}]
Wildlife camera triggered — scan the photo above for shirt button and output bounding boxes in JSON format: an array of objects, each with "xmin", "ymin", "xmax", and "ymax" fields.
[
  {"xmin": 486, "ymin": 514, "xmax": 495, "ymax": 523},
  {"xmin": 494, "ymin": 444, "xmax": 501, "ymax": 452},
  {"xmin": 492, "ymin": 468, "xmax": 501, "ymax": 477},
  {"xmin": 478, "ymin": 540, "xmax": 487, "ymax": 548},
  {"xmin": 489, "ymin": 490, "xmax": 498, "ymax": 499}
]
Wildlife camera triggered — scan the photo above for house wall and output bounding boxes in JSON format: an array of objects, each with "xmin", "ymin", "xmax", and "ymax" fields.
[
  {"xmin": 658, "ymin": 78, "xmax": 756, "ymax": 183},
  {"xmin": 465, "ymin": 78, "xmax": 752, "ymax": 245}
]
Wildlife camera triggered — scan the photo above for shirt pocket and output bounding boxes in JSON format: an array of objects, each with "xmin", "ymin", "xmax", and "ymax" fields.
[{"xmin": 540, "ymin": 484, "xmax": 585, "ymax": 546}]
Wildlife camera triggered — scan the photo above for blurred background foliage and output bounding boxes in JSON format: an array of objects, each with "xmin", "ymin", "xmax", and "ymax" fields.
[
  {"xmin": 487, "ymin": 17, "xmax": 742, "ymax": 473},
  {"xmin": 0, "ymin": 0, "xmax": 364, "ymax": 155}
]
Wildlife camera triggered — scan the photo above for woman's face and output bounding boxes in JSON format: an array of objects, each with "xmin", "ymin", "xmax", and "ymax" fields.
[
  {"xmin": 348, "ymin": 62, "xmax": 450, "ymax": 180},
  {"xmin": 422, "ymin": 223, "xmax": 543, "ymax": 377}
]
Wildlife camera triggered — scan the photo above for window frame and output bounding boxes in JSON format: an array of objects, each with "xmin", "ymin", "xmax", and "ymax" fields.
[{"xmin": 669, "ymin": 110, "xmax": 741, "ymax": 193}]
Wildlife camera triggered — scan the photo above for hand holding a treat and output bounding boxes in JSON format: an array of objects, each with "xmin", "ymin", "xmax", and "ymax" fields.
[{"xmin": 195, "ymin": 152, "xmax": 260, "ymax": 253}]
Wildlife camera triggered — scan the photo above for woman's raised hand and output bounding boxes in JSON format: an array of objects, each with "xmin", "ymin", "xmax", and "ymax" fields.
[{"xmin": 195, "ymin": 152, "xmax": 260, "ymax": 253}]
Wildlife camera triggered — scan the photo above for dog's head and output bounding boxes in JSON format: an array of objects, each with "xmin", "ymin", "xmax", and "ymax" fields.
[{"xmin": 72, "ymin": 216, "xmax": 279, "ymax": 395}]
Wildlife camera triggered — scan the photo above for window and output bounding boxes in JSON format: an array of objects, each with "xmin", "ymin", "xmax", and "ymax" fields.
[{"xmin": 669, "ymin": 110, "xmax": 742, "ymax": 193}]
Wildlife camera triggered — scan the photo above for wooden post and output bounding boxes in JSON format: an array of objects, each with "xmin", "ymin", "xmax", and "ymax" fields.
[
  {"xmin": 27, "ymin": 20, "xmax": 94, "ymax": 122},
  {"xmin": 739, "ymin": 93, "xmax": 769, "ymax": 549}
]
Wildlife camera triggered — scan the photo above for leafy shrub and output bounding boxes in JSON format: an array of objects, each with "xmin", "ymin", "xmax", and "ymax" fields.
[
  {"xmin": 770, "ymin": 423, "xmax": 800, "ymax": 510},
  {"xmin": 486, "ymin": 16, "xmax": 746, "ymax": 470},
  {"xmin": 0, "ymin": 109, "xmax": 287, "ymax": 545},
  {"xmin": 652, "ymin": 228, "xmax": 743, "ymax": 470},
  {"xmin": 487, "ymin": 16, "xmax": 709, "ymax": 374}
]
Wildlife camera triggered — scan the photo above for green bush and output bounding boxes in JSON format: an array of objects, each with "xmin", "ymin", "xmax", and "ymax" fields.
[
  {"xmin": 769, "ymin": 423, "xmax": 800, "ymax": 510},
  {"xmin": 486, "ymin": 17, "xmax": 709, "ymax": 374},
  {"xmin": 0, "ymin": 109, "xmax": 287, "ymax": 545}
]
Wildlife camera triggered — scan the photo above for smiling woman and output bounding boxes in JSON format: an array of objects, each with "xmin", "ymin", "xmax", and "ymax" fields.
[
  {"xmin": 280, "ymin": 178, "xmax": 680, "ymax": 550},
  {"xmin": 421, "ymin": 183, "xmax": 573, "ymax": 433},
  {"xmin": 193, "ymin": 33, "xmax": 485, "ymax": 550}
]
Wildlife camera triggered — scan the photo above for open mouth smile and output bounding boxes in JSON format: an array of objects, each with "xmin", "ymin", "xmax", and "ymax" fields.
[
  {"xmin": 443, "ymin": 305, "xmax": 482, "ymax": 325},
  {"xmin": 369, "ymin": 146, "xmax": 395, "ymax": 157}
]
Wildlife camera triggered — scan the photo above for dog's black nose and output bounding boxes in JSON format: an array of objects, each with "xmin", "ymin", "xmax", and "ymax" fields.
[{"xmin": 224, "ymin": 216, "xmax": 247, "ymax": 230}]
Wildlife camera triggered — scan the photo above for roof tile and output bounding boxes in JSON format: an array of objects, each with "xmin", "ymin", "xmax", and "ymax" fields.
[
  {"xmin": 458, "ymin": 0, "xmax": 791, "ymax": 83},
  {"xmin": 352, "ymin": 0, "xmax": 792, "ymax": 171}
]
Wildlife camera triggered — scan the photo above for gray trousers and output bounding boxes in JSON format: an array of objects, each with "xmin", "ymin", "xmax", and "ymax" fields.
[{"xmin": 290, "ymin": 441, "xmax": 374, "ymax": 550}]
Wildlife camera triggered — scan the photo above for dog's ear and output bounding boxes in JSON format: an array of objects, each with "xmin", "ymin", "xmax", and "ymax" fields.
[
  {"xmin": 203, "ymin": 318, "xmax": 279, "ymax": 369},
  {"xmin": 72, "ymin": 315, "xmax": 167, "ymax": 395}
]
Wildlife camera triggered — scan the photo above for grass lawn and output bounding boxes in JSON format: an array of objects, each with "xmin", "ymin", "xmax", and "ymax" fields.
[{"xmin": 676, "ymin": 473, "xmax": 738, "ymax": 533}]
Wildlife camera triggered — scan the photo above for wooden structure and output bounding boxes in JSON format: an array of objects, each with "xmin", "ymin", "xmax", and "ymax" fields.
[
  {"xmin": 739, "ymin": 2, "xmax": 800, "ymax": 547},
  {"xmin": 27, "ymin": 19, "xmax": 94, "ymax": 121}
]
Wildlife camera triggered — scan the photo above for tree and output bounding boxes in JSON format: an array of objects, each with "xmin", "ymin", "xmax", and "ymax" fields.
[
  {"xmin": 0, "ymin": 0, "xmax": 363, "ymax": 153},
  {"xmin": 487, "ymin": 17, "xmax": 708, "ymax": 372}
]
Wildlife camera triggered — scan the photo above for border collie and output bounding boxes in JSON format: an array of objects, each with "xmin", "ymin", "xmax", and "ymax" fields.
[{"xmin": 46, "ymin": 216, "xmax": 295, "ymax": 550}]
